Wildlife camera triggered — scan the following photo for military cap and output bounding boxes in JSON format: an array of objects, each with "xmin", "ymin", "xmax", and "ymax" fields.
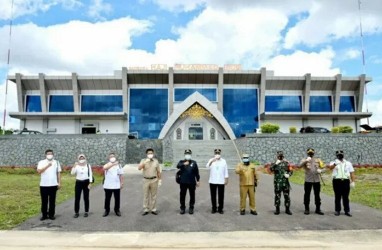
[
  {"xmin": 307, "ymin": 148, "xmax": 315, "ymax": 154},
  {"xmin": 335, "ymin": 150, "xmax": 344, "ymax": 155},
  {"xmin": 242, "ymin": 153, "xmax": 249, "ymax": 158},
  {"xmin": 184, "ymin": 149, "xmax": 192, "ymax": 154},
  {"xmin": 214, "ymin": 148, "xmax": 221, "ymax": 154}
]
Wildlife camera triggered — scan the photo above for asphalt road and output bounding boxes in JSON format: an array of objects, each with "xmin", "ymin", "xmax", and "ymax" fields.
[{"xmin": 16, "ymin": 167, "xmax": 382, "ymax": 232}]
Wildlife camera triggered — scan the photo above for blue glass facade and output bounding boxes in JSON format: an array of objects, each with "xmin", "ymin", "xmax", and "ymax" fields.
[
  {"xmin": 340, "ymin": 96, "xmax": 355, "ymax": 112},
  {"xmin": 265, "ymin": 96, "xmax": 302, "ymax": 112},
  {"xmin": 174, "ymin": 88, "xmax": 217, "ymax": 102},
  {"xmin": 223, "ymin": 89, "xmax": 258, "ymax": 137},
  {"xmin": 309, "ymin": 96, "xmax": 332, "ymax": 112},
  {"xmin": 129, "ymin": 89, "xmax": 168, "ymax": 139},
  {"xmin": 81, "ymin": 95, "xmax": 123, "ymax": 112},
  {"xmin": 25, "ymin": 95, "xmax": 42, "ymax": 112},
  {"xmin": 49, "ymin": 95, "xmax": 74, "ymax": 112}
]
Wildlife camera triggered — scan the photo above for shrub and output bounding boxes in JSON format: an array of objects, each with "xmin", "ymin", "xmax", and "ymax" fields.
[
  {"xmin": 331, "ymin": 127, "xmax": 339, "ymax": 133},
  {"xmin": 338, "ymin": 126, "xmax": 353, "ymax": 133},
  {"xmin": 289, "ymin": 126, "xmax": 297, "ymax": 133},
  {"xmin": 163, "ymin": 161, "xmax": 173, "ymax": 168},
  {"xmin": 260, "ymin": 123, "xmax": 280, "ymax": 133}
]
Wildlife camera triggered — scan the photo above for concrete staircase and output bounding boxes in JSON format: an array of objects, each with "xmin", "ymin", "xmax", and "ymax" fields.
[{"xmin": 172, "ymin": 140, "xmax": 241, "ymax": 169}]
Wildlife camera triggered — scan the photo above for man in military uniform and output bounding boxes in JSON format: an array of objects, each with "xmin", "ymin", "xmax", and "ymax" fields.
[
  {"xmin": 299, "ymin": 148, "xmax": 325, "ymax": 215},
  {"xmin": 235, "ymin": 154, "xmax": 258, "ymax": 215},
  {"xmin": 138, "ymin": 148, "xmax": 161, "ymax": 216},
  {"xmin": 270, "ymin": 151, "xmax": 293, "ymax": 215}
]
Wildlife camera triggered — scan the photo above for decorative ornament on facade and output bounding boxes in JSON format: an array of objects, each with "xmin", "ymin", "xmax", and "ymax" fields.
[{"xmin": 180, "ymin": 103, "xmax": 213, "ymax": 119}]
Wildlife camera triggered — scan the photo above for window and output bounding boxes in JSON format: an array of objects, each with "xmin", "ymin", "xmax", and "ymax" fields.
[
  {"xmin": 210, "ymin": 128, "xmax": 216, "ymax": 140},
  {"xmin": 340, "ymin": 96, "xmax": 355, "ymax": 112},
  {"xmin": 81, "ymin": 95, "xmax": 122, "ymax": 112},
  {"xmin": 309, "ymin": 96, "xmax": 332, "ymax": 112},
  {"xmin": 265, "ymin": 96, "xmax": 302, "ymax": 112},
  {"xmin": 223, "ymin": 89, "xmax": 258, "ymax": 137},
  {"xmin": 129, "ymin": 89, "xmax": 168, "ymax": 139},
  {"xmin": 49, "ymin": 95, "xmax": 74, "ymax": 112},
  {"xmin": 176, "ymin": 128, "xmax": 182, "ymax": 140},
  {"xmin": 25, "ymin": 95, "xmax": 42, "ymax": 112},
  {"xmin": 174, "ymin": 88, "xmax": 217, "ymax": 102}
]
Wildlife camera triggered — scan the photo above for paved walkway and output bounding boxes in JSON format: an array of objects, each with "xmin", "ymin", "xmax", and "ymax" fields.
[{"xmin": 2, "ymin": 166, "xmax": 381, "ymax": 249}]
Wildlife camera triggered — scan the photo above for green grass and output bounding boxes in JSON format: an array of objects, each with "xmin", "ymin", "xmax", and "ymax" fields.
[
  {"xmin": 0, "ymin": 167, "xmax": 102, "ymax": 230},
  {"xmin": 289, "ymin": 167, "xmax": 382, "ymax": 210}
]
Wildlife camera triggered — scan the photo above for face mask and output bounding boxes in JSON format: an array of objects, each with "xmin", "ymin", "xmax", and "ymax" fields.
[
  {"xmin": 109, "ymin": 157, "xmax": 116, "ymax": 163},
  {"xmin": 278, "ymin": 155, "xmax": 284, "ymax": 160},
  {"xmin": 79, "ymin": 159, "xmax": 86, "ymax": 164},
  {"xmin": 184, "ymin": 154, "xmax": 191, "ymax": 160},
  {"xmin": 308, "ymin": 153, "xmax": 314, "ymax": 157},
  {"xmin": 46, "ymin": 155, "xmax": 53, "ymax": 160},
  {"xmin": 147, "ymin": 154, "xmax": 154, "ymax": 159},
  {"xmin": 215, "ymin": 154, "xmax": 221, "ymax": 159},
  {"xmin": 337, "ymin": 154, "xmax": 344, "ymax": 160},
  {"xmin": 242, "ymin": 158, "xmax": 249, "ymax": 163}
]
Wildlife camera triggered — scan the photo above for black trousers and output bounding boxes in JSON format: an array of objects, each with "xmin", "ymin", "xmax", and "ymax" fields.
[
  {"xmin": 74, "ymin": 180, "xmax": 90, "ymax": 213},
  {"xmin": 304, "ymin": 182, "xmax": 321, "ymax": 209},
  {"xmin": 333, "ymin": 179, "xmax": 350, "ymax": 213},
  {"xmin": 180, "ymin": 183, "xmax": 196, "ymax": 210},
  {"xmin": 104, "ymin": 189, "xmax": 120, "ymax": 213},
  {"xmin": 210, "ymin": 183, "xmax": 225, "ymax": 212},
  {"xmin": 40, "ymin": 186, "xmax": 58, "ymax": 218}
]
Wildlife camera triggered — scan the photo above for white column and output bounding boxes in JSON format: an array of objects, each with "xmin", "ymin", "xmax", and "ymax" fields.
[
  {"xmin": 334, "ymin": 74, "xmax": 342, "ymax": 112},
  {"xmin": 303, "ymin": 73, "xmax": 311, "ymax": 112},
  {"xmin": 168, "ymin": 67, "xmax": 174, "ymax": 114},
  {"xmin": 72, "ymin": 73, "xmax": 80, "ymax": 112},
  {"xmin": 218, "ymin": 67, "xmax": 224, "ymax": 112}
]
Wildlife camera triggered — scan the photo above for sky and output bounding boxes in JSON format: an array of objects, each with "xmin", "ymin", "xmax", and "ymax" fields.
[{"xmin": 0, "ymin": 0, "xmax": 381, "ymax": 130}]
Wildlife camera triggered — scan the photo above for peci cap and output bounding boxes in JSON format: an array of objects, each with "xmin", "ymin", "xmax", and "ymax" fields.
[
  {"xmin": 277, "ymin": 151, "xmax": 284, "ymax": 156},
  {"xmin": 335, "ymin": 150, "xmax": 344, "ymax": 155},
  {"xmin": 307, "ymin": 148, "xmax": 315, "ymax": 154},
  {"xmin": 242, "ymin": 153, "xmax": 249, "ymax": 158},
  {"xmin": 214, "ymin": 148, "xmax": 221, "ymax": 154},
  {"xmin": 184, "ymin": 149, "xmax": 192, "ymax": 154}
]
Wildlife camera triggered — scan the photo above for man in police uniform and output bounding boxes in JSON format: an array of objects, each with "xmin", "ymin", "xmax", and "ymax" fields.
[
  {"xmin": 299, "ymin": 148, "xmax": 325, "ymax": 215},
  {"xmin": 270, "ymin": 151, "xmax": 293, "ymax": 215},
  {"xmin": 235, "ymin": 154, "xmax": 258, "ymax": 215},
  {"xmin": 329, "ymin": 150, "xmax": 355, "ymax": 217},
  {"xmin": 177, "ymin": 149, "xmax": 200, "ymax": 215},
  {"xmin": 138, "ymin": 148, "xmax": 161, "ymax": 215}
]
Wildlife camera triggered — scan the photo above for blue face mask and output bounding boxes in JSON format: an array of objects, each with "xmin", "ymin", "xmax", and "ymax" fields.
[{"xmin": 242, "ymin": 158, "xmax": 249, "ymax": 163}]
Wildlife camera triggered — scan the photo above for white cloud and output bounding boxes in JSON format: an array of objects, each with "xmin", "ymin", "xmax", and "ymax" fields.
[
  {"xmin": 0, "ymin": 0, "xmax": 82, "ymax": 20},
  {"xmin": 265, "ymin": 48, "xmax": 339, "ymax": 76},
  {"xmin": 344, "ymin": 48, "xmax": 361, "ymax": 60},
  {"xmin": 0, "ymin": 80, "xmax": 19, "ymax": 130},
  {"xmin": 87, "ymin": 0, "xmax": 112, "ymax": 21}
]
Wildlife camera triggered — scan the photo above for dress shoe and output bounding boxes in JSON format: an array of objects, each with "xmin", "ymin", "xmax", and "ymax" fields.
[
  {"xmin": 189, "ymin": 208, "xmax": 194, "ymax": 214},
  {"xmin": 142, "ymin": 211, "xmax": 149, "ymax": 216},
  {"xmin": 240, "ymin": 210, "xmax": 245, "ymax": 215},
  {"xmin": 115, "ymin": 211, "xmax": 121, "ymax": 217},
  {"xmin": 151, "ymin": 211, "xmax": 158, "ymax": 215},
  {"xmin": 274, "ymin": 207, "xmax": 280, "ymax": 215},
  {"xmin": 102, "ymin": 211, "xmax": 109, "ymax": 217},
  {"xmin": 304, "ymin": 210, "xmax": 310, "ymax": 215},
  {"xmin": 180, "ymin": 209, "xmax": 185, "ymax": 215},
  {"xmin": 40, "ymin": 216, "xmax": 48, "ymax": 221},
  {"xmin": 211, "ymin": 209, "xmax": 217, "ymax": 214},
  {"xmin": 218, "ymin": 210, "xmax": 224, "ymax": 214},
  {"xmin": 315, "ymin": 210, "xmax": 324, "ymax": 215},
  {"xmin": 345, "ymin": 212, "xmax": 352, "ymax": 217},
  {"xmin": 49, "ymin": 216, "xmax": 56, "ymax": 220},
  {"xmin": 285, "ymin": 209, "xmax": 292, "ymax": 215},
  {"xmin": 334, "ymin": 211, "xmax": 340, "ymax": 216},
  {"xmin": 250, "ymin": 210, "xmax": 258, "ymax": 215},
  {"xmin": 84, "ymin": 212, "xmax": 88, "ymax": 218},
  {"xmin": 73, "ymin": 213, "xmax": 79, "ymax": 218}
]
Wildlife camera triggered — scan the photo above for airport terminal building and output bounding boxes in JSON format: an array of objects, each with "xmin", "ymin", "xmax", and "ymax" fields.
[{"xmin": 8, "ymin": 64, "xmax": 372, "ymax": 140}]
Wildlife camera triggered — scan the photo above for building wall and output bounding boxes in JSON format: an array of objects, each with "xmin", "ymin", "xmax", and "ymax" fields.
[
  {"xmin": 25, "ymin": 120, "xmax": 43, "ymax": 132},
  {"xmin": 48, "ymin": 120, "xmax": 76, "ymax": 134},
  {"xmin": 99, "ymin": 120, "xmax": 125, "ymax": 134}
]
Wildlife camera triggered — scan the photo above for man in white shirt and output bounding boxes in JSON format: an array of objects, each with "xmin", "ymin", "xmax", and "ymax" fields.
[
  {"xmin": 329, "ymin": 150, "xmax": 355, "ymax": 217},
  {"xmin": 37, "ymin": 149, "xmax": 62, "ymax": 221},
  {"xmin": 206, "ymin": 149, "xmax": 229, "ymax": 214},
  {"xmin": 103, "ymin": 153, "xmax": 124, "ymax": 217}
]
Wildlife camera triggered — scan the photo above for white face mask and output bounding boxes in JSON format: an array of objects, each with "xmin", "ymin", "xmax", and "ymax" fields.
[
  {"xmin": 46, "ymin": 155, "xmax": 53, "ymax": 160},
  {"xmin": 109, "ymin": 157, "xmax": 116, "ymax": 163},
  {"xmin": 79, "ymin": 159, "xmax": 86, "ymax": 164},
  {"xmin": 184, "ymin": 154, "xmax": 192, "ymax": 160},
  {"xmin": 242, "ymin": 158, "xmax": 249, "ymax": 163},
  {"xmin": 147, "ymin": 154, "xmax": 154, "ymax": 159},
  {"xmin": 215, "ymin": 154, "xmax": 221, "ymax": 159}
]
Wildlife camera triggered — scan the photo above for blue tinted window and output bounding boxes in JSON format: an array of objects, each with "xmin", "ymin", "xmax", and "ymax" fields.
[
  {"xmin": 81, "ymin": 95, "xmax": 122, "ymax": 112},
  {"xmin": 309, "ymin": 96, "xmax": 332, "ymax": 112},
  {"xmin": 129, "ymin": 89, "xmax": 168, "ymax": 139},
  {"xmin": 340, "ymin": 96, "xmax": 355, "ymax": 112},
  {"xmin": 25, "ymin": 95, "xmax": 42, "ymax": 112},
  {"xmin": 174, "ymin": 88, "xmax": 217, "ymax": 102},
  {"xmin": 49, "ymin": 95, "xmax": 74, "ymax": 112},
  {"xmin": 265, "ymin": 96, "xmax": 302, "ymax": 112},
  {"xmin": 223, "ymin": 89, "xmax": 258, "ymax": 137}
]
